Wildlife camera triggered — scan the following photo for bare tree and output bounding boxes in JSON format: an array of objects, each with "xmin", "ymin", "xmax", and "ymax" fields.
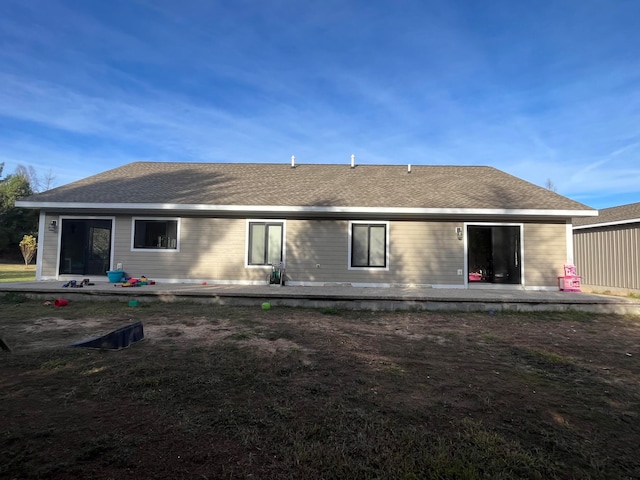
[
  {"xmin": 14, "ymin": 164, "xmax": 56, "ymax": 192},
  {"xmin": 41, "ymin": 169, "xmax": 56, "ymax": 191},
  {"xmin": 544, "ymin": 178, "xmax": 557, "ymax": 193},
  {"xmin": 14, "ymin": 165, "xmax": 39, "ymax": 191}
]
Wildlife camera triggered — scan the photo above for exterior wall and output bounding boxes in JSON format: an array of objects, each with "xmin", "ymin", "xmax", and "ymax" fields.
[
  {"xmin": 522, "ymin": 222, "xmax": 568, "ymax": 287},
  {"xmin": 574, "ymin": 224, "xmax": 640, "ymax": 292},
  {"xmin": 39, "ymin": 213, "xmax": 62, "ymax": 279},
  {"xmin": 286, "ymin": 219, "xmax": 464, "ymax": 286},
  {"xmin": 115, "ymin": 218, "xmax": 465, "ymax": 286},
  {"xmin": 39, "ymin": 213, "xmax": 117, "ymax": 279},
  {"xmin": 113, "ymin": 217, "xmax": 268, "ymax": 283},
  {"xmin": 37, "ymin": 212, "xmax": 569, "ymax": 289}
]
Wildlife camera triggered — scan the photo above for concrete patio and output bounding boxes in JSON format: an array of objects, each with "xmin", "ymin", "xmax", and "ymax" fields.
[{"xmin": 1, "ymin": 281, "xmax": 639, "ymax": 314}]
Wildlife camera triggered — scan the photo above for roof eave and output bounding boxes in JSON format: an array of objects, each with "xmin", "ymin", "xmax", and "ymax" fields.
[
  {"xmin": 573, "ymin": 218, "xmax": 640, "ymax": 230},
  {"xmin": 15, "ymin": 201, "xmax": 598, "ymax": 218}
]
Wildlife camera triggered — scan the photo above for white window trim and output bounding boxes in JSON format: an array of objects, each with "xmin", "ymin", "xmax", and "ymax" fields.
[
  {"xmin": 463, "ymin": 222, "xmax": 524, "ymax": 288},
  {"xmin": 55, "ymin": 215, "xmax": 116, "ymax": 278},
  {"xmin": 565, "ymin": 220, "xmax": 574, "ymax": 264},
  {"xmin": 131, "ymin": 217, "xmax": 181, "ymax": 252},
  {"xmin": 348, "ymin": 220, "xmax": 390, "ymax": 271},
  {"xmin": 244, "ymin": 219, "xmax": 286, "ymax": 268}
]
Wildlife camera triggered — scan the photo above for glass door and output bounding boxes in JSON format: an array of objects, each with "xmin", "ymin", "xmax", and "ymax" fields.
[
  {"xmin": 467, "ymin": 225, "xmax": 521, "ymax": 285},
  {"xmin": 59, "ymin": 219, "xmax": 112, "ymax": 275}
]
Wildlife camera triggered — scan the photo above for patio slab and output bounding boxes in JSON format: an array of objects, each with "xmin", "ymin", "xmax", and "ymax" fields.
[{"xmin": 1, "ymin": 281, "xmax": 639, "ymax": 314}]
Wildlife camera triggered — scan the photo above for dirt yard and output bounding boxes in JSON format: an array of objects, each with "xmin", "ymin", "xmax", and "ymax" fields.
[{"xmin": 1, "ymin": 296, "xmax": 639, "ymax": 479}]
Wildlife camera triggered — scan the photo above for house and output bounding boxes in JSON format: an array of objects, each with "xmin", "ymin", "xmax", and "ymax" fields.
[
  {"xmin": 16, "ymin": 161, "xmax": 597, "ymax": 289},
  {"xmin": 573, "ymin": 202, "xmax": 640, "ymax": 294}
]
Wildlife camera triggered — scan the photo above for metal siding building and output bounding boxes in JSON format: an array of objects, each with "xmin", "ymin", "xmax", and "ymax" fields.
[{"xmin": 573, "ymin": 202, "xmax": 640, "ymax": 293}]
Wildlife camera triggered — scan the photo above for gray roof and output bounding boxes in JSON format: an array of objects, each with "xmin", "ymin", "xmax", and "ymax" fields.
[
  {"xmin": 573, "ymin": 201, "xmax": 640, "ymax": 228},
  {"xmin": 18, "ymin": 162, "xmax": 595, "ymax": 216}
]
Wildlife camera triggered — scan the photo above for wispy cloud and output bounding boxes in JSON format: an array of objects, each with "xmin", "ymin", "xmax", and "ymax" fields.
[{"xmin": 0, "ymin": 0, "xmax": 638, "ymax": 208}]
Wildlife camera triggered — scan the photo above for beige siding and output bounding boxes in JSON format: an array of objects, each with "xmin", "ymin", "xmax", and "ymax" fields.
[
  {"xmin": 40, "ymin": 214, "xmax": 117, "ymax": 278},
  {"xmin": 286, "ymin": 220, "xmax": 349, "ymax": 283},
  {"xmin": 523, "ymin": 222, "xmax": 568, "ymax": 287},
  {"xmin": 286, "ymin": 219, "xmax": 464, "ymax": 285},
  {"xmin": 114, "ymin": 217, "xmax": 269, "ymax": 283},
  {"xmin": 392, "ymin": 220, "xmax": 463, "ymax": 285},
  {"xmin": 40, "ymin": 214, "xmax": 61, "ymax": 278},
  {"xmin": 37, "ymin": 212, "xmax": 570, "ymax": 288},
  {"xmin": 115, "ymin": 217, "xmax": 465, "ymax": 285},
  {"xmin": 574, "ymin": 224, "xmax": 640, "ymax": 291}
]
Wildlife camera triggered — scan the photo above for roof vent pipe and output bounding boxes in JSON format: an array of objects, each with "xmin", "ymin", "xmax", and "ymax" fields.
[
  {"xmin": 408, "ymin": 164, "xmax": 411, "ymax": 173},
  {"xmin": 350, "ymin": 154, "xmax": 355, "ymax": 168},
  {"xmin": 291, "ymin": 155, "xmax": 296, "ymax": 168}
]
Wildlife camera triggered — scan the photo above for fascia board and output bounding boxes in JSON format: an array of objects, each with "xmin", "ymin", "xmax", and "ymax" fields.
[
  {"xmin": 573, "ymin": 218, "xmax": 640, "ymax": 230},
  {"xmin": 15, "ymin": 201, "xmax": 597, "ymax": 217}
]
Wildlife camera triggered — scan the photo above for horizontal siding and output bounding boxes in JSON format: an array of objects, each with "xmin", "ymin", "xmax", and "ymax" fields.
[
  {"xmin": 37, "ymin": 212, "xmax": 571, "ymax": 288},
  {"xmin": 393, "ymin": 221, "xmax": 463, "ymax": 284},
  {"xmin": 286, "ymin": 220, "xmax": 348, "ymax": 283},
  {"xmin": 40, "ymin": 214, "xmax": 117, "ymax": 278},
  {"xmin": 523, "ymin": 223, "xmax": 567, "ymax": 287},
  {"xmin": 40, "ymin": 214, "xmax": 61, "ymax": 277},
  {"xmin": 286, "ymin": 220, "xmax": 464, "ymax": 285},
  {"xmin": 114, "ymin": 217, "xmax": 269, "ymax": 282},
  {"xmin": 574, "ymin": 225, "xmax": 639, "ymax": 290}
]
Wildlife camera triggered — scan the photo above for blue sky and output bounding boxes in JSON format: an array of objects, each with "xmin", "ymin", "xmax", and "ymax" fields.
[{"xmin": 0, "ymin": 0, "xmax": 638, "ymax": 209}]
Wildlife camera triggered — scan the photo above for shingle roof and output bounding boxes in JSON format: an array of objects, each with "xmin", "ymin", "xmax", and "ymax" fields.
[
  {"xmin": 573, "ymin": 201, "xmax": 640, "ymax": 227},
  {"xmin": 19, "ymin": 162, "xmax": 594, "ymax": 214}
]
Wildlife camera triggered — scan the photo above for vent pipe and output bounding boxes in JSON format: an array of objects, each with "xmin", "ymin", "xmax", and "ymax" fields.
[
  {"xmin": 291, "ymin": 155, "xmax": 296, "ymax": 168},
  {"xmin": 350, "ymin": 153, "xmax": 355, "ymax": 168},
  {"xmin": 408, "ymin": 164, "xmax": 411, "ymax": 173}
]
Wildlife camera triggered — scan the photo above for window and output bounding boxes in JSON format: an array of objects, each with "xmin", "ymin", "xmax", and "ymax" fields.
[
  {"xmin": 248, "ymin": 221, "xmax": 283, "ymax": 265},
  {"xmin": 132, "ymin": 218, "xmax": 179, "ymax": 250},
  {"xmin": 350, "ymin": 222, "xmax": 388, "ymax": 268}
]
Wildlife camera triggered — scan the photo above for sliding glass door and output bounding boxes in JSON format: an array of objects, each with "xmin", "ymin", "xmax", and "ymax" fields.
[
  {"xmin": 467, "ymin": 225, "xmax": 521, "ymax": 285},
  {"xmin": 59, "ymin": 219, "xmax": 112, "ymax": 275}
]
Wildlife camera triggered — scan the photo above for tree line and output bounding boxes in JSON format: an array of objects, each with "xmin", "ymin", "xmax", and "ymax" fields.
[{"xmin": 0, "ymin": 163, "xmax": 55, "ymax": 259}]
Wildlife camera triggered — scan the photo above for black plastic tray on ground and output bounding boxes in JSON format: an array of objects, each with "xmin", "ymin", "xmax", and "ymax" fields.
[{"xmin": 71, "ymin": 321, "xmax": 144, "ymax": 350}]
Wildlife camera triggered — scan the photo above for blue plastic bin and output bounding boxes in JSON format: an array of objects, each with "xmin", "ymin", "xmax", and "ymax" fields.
[{"xmin": 106, "ymin": 270, "xmax": 124, "ymax": 283}]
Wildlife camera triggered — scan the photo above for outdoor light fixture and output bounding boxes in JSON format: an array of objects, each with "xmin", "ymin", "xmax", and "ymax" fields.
[
  {"xmin": 49, "ymin": 220, "xmax": 58, "ymax": 232},
  {"xmin": 456, "ymin": 227, "xmax": 463, "ymax": 240}
]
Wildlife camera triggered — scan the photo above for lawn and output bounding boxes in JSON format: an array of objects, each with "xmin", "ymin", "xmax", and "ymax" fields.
[
  {"xmin": 1, "ymin": 296, "xmax": 639, "ymax": 479},
  {"xmin": 0, "ymin": 262, "xmax": 36, "ymax": 282}
]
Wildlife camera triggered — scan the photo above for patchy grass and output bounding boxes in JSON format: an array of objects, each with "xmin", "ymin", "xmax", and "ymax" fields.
[
  {"xmin": 320, "ymin": 307, "xmax": 340, "ymax": 315},
  {"xmin": 590, "ymin": 288, "xmax": 640, "ymax": 300},
  {"xmin": 1, "ymin": 300, "xmax": 639, "ymax": 479},
  {"xmin": 0, "ymin": 262, "xmax": 36, "ymax": 282},
  {"xmin": 0, "ymin": 292, "xmax": 27, "ymax": 304}
]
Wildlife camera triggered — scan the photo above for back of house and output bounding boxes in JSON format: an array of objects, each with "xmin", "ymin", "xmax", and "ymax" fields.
[{"xmin": 17, "ymin": 161, "xmax": 597, "ymax": 290}]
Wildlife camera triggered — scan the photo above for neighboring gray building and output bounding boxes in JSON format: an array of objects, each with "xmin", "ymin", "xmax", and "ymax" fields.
[
  {"xmin": 573, "ymin": 202, "xmax": 640, "ymax": 294},
  {"xmin": 17, "ymin": 161, "xmax": 596, "ymax": 290}
]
